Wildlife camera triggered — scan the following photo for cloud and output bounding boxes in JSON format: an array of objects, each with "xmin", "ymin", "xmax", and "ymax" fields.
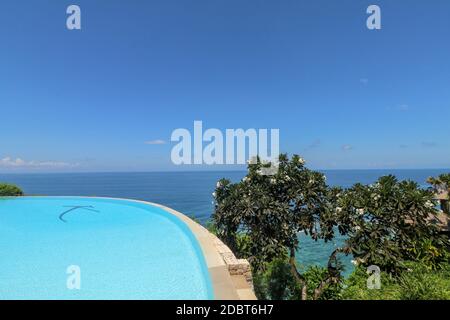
[
  {"xmin": 397, "ymin": 104, "xmax": 409, "ymax": 112},
  {"xmin": 341, "ymin": 144, "xmax": 353, "ymax": 152},
  {"xmin": 421, "ymin": 141, "xmax": 437, "ymax": 148},
  {"xmin": 145, "ymin": 139, "xmax": 166, "ymax": 145},
  {"xmin": 304, "ymin": 139, "xmax": 321, "ymax": 151},
  {"xmin": 387, "ymin": 104, "xmax": 410, "ymax": 112},
  {"xmin": 0, "ymin": 157, "xmax": 78, "ymax": 168},
  {"xmin": 359, "ymin": 78, "xmax": 369, "ymax": 85}
]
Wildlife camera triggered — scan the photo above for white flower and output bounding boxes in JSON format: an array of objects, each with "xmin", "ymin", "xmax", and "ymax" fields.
[
  {"xmin": 351, "ymin": 258, "xmax": 365, "ymax": 266},
  {"xmin": 270, "ymin": 178, "xmax": 276, "ymax": 184},
  {"xmin": 299, "ymin": 157, "xmax": 305, "ymax": 165},
  {"xmin": 357, "ymin": 208, "xmax": 365, "ymax": 215},
  {"xmin": 336, "ymin": 207, "xmax": 343, "ymax": 213},
  {"xmin": 216, "ymin": 181, "xmax": 221, "ymax": 188},
  {"xmin": 212, "ymin": 192, "xmax": 216, "ymax": 198},
  {"xmin": 242, "ymin": 177, "xmax": 249, "ymax": 182},
  {"xmin": 355, "ymin": 226, "xmax": 361, "ymax": 231},
  {"xmin": 425, "ymin": 200, "xmax": 435, "ymax": 209}
]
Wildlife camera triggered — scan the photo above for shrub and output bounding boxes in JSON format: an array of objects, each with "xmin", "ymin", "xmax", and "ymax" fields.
[
  {"xmin": 397, "ymin": 262, "xmax": 450, "ymax": 300},
  {"xmin": 341, "ymin": 266, "xmax": 401, "ymax": 300},
  {"xmin": 253, "ymin": 258, "xmax": 342, "ymax": 300},
  {"xmin": 253, "ymin": 258, "xmax": 302, "ymax": 300},
  {"xmin": 342, "ymin": 262, "xmax": 450, "ymax": 300},
  {"xmin": 0, "ymin": 183, "xmax": 24, "ymax": 196},
  {"xmin": 302, "ymin": 265, "xmax": 342, "ymax": 300}
]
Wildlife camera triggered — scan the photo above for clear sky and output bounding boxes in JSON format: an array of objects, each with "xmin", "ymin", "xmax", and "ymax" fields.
[{"xmin": 1, "ymin": 0, "xmax": 449, "ymax": 172}]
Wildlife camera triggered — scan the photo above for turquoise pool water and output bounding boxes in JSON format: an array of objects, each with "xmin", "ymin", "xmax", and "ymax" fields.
[{"xmin": 0, "ymin": 197, "xmax": 213, "ymax": 300}]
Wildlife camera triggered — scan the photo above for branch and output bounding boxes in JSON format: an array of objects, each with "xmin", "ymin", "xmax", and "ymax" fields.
[{"xmin": 313, "ymin": 247, "xmax": 349, "ymax": 300}]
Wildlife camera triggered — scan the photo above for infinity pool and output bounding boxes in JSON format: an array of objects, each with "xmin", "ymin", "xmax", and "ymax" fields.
[{"xmin": 0, "ymin": 197, "xmax": 213, "ymax": 299}]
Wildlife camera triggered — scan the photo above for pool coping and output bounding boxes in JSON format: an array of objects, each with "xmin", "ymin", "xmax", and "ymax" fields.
[{"xmin": 6, "ymin": 196, "xmax": 256, "ymax": 300}]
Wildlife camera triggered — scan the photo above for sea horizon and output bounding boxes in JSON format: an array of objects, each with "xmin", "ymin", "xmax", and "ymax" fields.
[
  {"xmin": 1, "ymin": 167, "xmax": 450, "ymax": 174},
  {"xmin": 1, "ymin": 168, "xmax": 447, "ymax": 222},
  {"xmin": 3, "ymin": 168, "xmax": 447, "ymax": 274}
]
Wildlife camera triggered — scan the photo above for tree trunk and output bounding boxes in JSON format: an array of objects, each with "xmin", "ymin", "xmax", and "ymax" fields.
[{"xmin": 289, "ymin": 247, "xmax": 307, "ymax": 300}]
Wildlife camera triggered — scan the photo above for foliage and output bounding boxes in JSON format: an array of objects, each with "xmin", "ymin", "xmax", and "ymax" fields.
[
  {"xmin": 213, "ymin": 154, "xmax": 334, "ymax": 268},
  {"xmin": 427, "ymin": 173, "xmax": 450, "ymax": 214},
  {"xmin": 212, "ymin": 154, "xmax": 338, "ymax": 299},
  {"xmin": 212, "ymin": 156, "xmax": 450, "ymax": 300},
  {"xmin": 427, "ymin": 173, "xmax": 450, "ymax": 193},
  {"xmin": 302, "ymin": 265, "xmax": 343, "ymax": 300},
  {"xmin": 254, "ymin": 259, "xmax": 341, "ymax": 300},
  {"xmin": 333, "ymin": 175, "xmax": 450, "ymax": 274},
  {"xmin": 0, "ymin": 183, "xmax": 24, "ymax": 196},
  {"xmin": 253, "ymin": 258, "xmax": 301, "ymax": 300},
  {"xmin": 342, "ymin": 262, "xmax": 450, "ymax": 300},
  {"xmin": 397, "ymin": 262, "xmax": 450, "ymax": 300},
  {"xmin": 407, "ymin": 238, "xmax": 450, "ymax": 271}
]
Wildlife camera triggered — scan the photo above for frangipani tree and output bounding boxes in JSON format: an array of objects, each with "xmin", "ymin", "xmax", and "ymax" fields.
[
  {"xmin": 213, "ymin": 154, "xmax": 339, "ymax": 299},
  {"xmin": 334, "ymin": 175, "xmax": 449, "ymax": 273},
  {"xmin": 427, "ymin": 173, "xmax": 450, "ymax": 214}
]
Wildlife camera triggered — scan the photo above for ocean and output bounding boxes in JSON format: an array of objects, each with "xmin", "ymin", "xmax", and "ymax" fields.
[{"xmin": 1, "ymin": 169, "xmax": 448, "ymax": 274}]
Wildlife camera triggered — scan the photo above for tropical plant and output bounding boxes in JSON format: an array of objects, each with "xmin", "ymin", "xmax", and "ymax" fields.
[
  {"xmin": 0, "ymin": 183, "xmax": 24, "ymax": 196},
  {"xmin": 213, "ymin": 157, "xmax": 450, "ymax": 300},
  {"xmin": 253, "ymin": 258, "xmax": 302, "ymax": 300},
  {"xmin": 333, "ymin": 175, "xmax": 450, "ymax": 274},
  {"xmin": 342, "ymin": 261, "xmax": 450, "ymax": 300},
  {"xmin": 212, "ymin": 154, "xmax": 340, "ymax": 299},
  {"xmin": 427, "ymin": 173, "xmax": 450, "ymax": 214},
  {"xmin": 253, "ymin": 258, "xmax": 342, "ymax": 300},
  {"xmin": 427, "ymin": 173, "xmax": 450, "ymax": 192}
]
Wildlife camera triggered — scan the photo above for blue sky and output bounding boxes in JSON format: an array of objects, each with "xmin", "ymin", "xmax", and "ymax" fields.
[{"xmin": 1, "ymin": 0, "xmax": 449, "ymax": 172}]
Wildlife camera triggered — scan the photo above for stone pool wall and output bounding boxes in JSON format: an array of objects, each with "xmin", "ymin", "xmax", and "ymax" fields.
[{"xmin": 213, "ymin": 238, "xmax": 254, "ymax": 290}]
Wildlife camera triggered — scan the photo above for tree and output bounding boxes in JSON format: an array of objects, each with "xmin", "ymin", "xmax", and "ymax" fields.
[
  {"xmin": 427, "ymin": 173, "xmax": 450, "ymax": 214},
  {"xmin": 333, "ymin": 175, "xmax": 449, "ymax": 274},
  {"xmin": 212, "ymin": 154, "xmax": 339, "ymax": 299},
  {"xmin": 0, "ymin": 183, "xmax": 23, "ymax": 196}
]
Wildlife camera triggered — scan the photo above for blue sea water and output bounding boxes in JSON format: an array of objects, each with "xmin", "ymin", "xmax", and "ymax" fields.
[{"xmin": 1, "ymin": 169, "xmax": 448, "ymax": 276}]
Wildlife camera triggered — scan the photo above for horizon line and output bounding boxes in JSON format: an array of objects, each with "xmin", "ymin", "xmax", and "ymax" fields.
[{"xmin": 1, "ymin": 168, "xmax": 450, "ymax": 175}]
